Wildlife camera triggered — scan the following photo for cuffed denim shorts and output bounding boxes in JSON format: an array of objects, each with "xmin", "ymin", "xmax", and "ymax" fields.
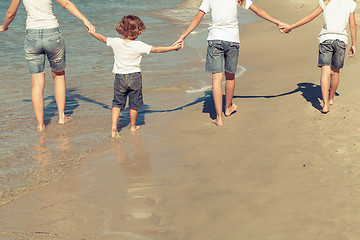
[
  {"xmin": 318, "ymin": 39, "xmax": 346, "ymax": 69},
  {"xmin": 25, "ymin": 27, "xmax": 66, "ymax": 75},
  {"xmin": 205, "ymin": 40, "xmax": 240, "ymax": 74},
  {"xmin": 113, "ymin": 72, "xmax": 144, "ymax": 110}
]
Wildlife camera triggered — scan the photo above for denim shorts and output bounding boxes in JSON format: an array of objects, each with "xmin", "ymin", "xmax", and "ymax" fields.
[
  {"xmin": 205, "ymin": 40, "xmax": 240, "ymax": 74},
  {"xmin": 318, "ymin": 39, "xmax": 346, "ymax": 69},
  {"xmin": 113, "ymin": 72, "xmax": 144, "ymax": 110},
  {"xmin": 25, "ymin": 27, "xmax": 66, "ymax": 74}
]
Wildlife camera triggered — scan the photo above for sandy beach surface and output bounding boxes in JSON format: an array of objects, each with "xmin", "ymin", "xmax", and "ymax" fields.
[{"xmin": 1, "ymin": 0, "xmax": 360, "ymax": 239}]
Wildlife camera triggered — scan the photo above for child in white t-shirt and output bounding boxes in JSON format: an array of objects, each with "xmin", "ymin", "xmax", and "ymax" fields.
[
  {"xmin": 174, "ymin": 0, "xmax": 285, "ymax": 126},
  {"xmin": 283, "ymin": 0, "xmax": 357, "ymax": 114},
  {"xmin": 90, "ymin": 15, "xmax": 182, "ymax": 137}
]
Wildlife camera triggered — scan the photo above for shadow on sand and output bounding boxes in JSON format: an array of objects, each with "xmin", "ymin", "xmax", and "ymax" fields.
[
  {"xmin": 140, "ymin": 82, "xmax": 337, "ymax": 121},
  {"xmin": 23, "ymin": 82, "xmax": 337, "ymax": 128}
]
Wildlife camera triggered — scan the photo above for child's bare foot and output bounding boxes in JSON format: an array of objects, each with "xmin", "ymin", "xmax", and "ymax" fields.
[
  {"xmin": 321, "ymin": 105, "xmax": 329, "ymax": 114},
  {"xmin": 59, "ymin": 115, "xmax": 71, "ymax": 124},
  {"xmin": 130, "ymin": 125, "xmax": 141, "ymax": 132},
  {"xmin": 212, "ymin": 118, "xmax": 223, "ymax": 126},
  {"xmin": 329, "ymin": 98, "xmax": 335, "ymax": 105},
  {"xmin": 111, "ymin": 131, "xmax": 121, "ymax": 138},
  {"xmin": 225, "ymin": 103, "xmax": 238, "ymax": 117},
  {"xmin": 37, "ymin": 123, "xmax": 46, "ymax": 132}
]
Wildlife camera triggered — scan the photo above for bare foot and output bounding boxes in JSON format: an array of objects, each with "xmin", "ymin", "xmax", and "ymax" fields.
[
  {"xmin": 329, "ymin": 98, "xmax": 335, "ymax": 105},
  {"xmin": 225, "ymin": 103, "xmax": 238, "ymax": 117},
  {"xmin": 59, "ymin": 115, "xmax": 71, "ymax": 125},
  {"xmin": 321, "ymin": 105, "xmax": 329, "ymax": 114},
  {"xmin": 37, "ymin": 123, "xmax": 46, "ymax": 132},
  {"xmin": 111, "ymin": 131, "xmax": 121, "ymax": 138},
  {"xmin": 212, "ymin": 118, "xmax": 223, "ymax": 126},
  {"xmin": 130, "ymin": 125, "xmax": 141, "ymax": 132}
]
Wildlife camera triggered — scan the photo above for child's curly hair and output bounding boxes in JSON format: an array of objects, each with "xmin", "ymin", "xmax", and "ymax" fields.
[
  {"xmin": 116, "ymin": 15, "xmax": 146, "ymax": 40},
  {"xmin": 237, "ymin": 0, "xmax": 246, "ymax": 7}
]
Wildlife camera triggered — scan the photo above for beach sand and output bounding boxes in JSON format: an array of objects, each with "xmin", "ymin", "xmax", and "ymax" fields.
[{"xmin": 1, "ymin": 0, "xmax": 360, "ymax": 239}]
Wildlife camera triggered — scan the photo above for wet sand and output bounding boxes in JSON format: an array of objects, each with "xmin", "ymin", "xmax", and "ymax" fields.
[{"xmin": 1, "ymin": 0, "xmax": 360, "ymax": 239}]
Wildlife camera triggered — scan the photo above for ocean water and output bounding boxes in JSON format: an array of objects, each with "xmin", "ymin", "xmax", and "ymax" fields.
[{"xmin": 0, "ymin": 0, "xmax": 257, "ymax": 206}]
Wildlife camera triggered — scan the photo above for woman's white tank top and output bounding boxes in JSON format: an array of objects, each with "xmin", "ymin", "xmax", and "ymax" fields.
[{"xmin": 23, "ymin": 0, "xmax": 59, "ymax": 29}]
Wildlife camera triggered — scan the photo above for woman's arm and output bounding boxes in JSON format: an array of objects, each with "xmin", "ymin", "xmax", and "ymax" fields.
[
  {"xmin": 349, "ymin": 12, "xmax": 357, "ymax": 57},
  {"xmin": 173, "ymin": 10, "xmax": 205, "ymax": 48},
  {"xmin": 55, "ymin": 0, "xmax": 95, "ymax": 32},
  {"xmin": 0, "ymin": 0, "xmax": 21, "ymax": 32},
  {"xmin": 283, "ymin": 5, "xmax": 323, "ymax": 33}
]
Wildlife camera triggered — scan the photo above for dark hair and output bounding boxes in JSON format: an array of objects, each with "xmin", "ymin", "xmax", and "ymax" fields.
[{"xmin": 116, "ymin": 15, "xmax": 146, "ymax": 40}]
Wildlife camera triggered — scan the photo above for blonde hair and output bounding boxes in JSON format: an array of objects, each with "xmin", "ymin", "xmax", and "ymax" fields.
[
  {"xmin": 324, "ymin": 0, "xmax": 356, "ymax": 4},
  {"xmin": 237, "ymin": 0, "xmax": 246, "ymax": 7}
]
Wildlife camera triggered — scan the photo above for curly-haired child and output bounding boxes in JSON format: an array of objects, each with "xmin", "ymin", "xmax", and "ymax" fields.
[{"xmin": 90, "ymin": 15, "xmax": 182, "ymax": 137}]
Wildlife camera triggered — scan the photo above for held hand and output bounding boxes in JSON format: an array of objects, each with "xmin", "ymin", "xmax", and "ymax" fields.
[
  {"xmin": 173, "ymin": 42, "xmax": 183, "ymax": 51},
  {"xmin": 0, "ymin": 25, "xmax": 8, "ymax": 32},
  {"xmin": 84, "ymin": 20, "xmax": 96, "ymax": 33},
  {"xmin": 173, "ymin": 36, "xmax": 185, "ymax": 50},
  {"xmin": 277, "ymin": 22, "xmax": 286, "ymax": 34},
  {"xmin": 349, "ymin": 45, "xmax": 356, "ymax": 57},
  {"xmin": 280, "ymin": 24, "xmax": 292, "ymax": 34}
]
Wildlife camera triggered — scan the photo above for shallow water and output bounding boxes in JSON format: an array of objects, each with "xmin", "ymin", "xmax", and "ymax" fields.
[{"xmin": 0, "ymin": 0, "xmax": 257, "ymax": 205}]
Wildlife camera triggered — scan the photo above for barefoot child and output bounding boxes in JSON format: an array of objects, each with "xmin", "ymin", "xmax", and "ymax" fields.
[
  {"xmin": 174, "ymin": 0, "xmax": 285, "ymax": 126},
  {"xmin": 282, "ymin": 0, "xmax": 357, "ymax": 113},
  {"xmin": 90, "ymin": 15, "xmax": 182, "ymax": 137}
]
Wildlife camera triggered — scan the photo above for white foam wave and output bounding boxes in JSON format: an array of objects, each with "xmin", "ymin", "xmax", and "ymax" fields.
[{"xmin": 186, "ymin": 65, "xmax": 247, "ymax": 94}]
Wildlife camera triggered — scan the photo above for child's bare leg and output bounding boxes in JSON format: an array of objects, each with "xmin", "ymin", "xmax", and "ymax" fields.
[
  {"xmin": 329, "ymin": 67, "xmax": 340, "ymax": 105},
  {"xmin": 111, "ymin": 107, "xmax": 121, "ymax": 138},
  {"xmin": 320, "ymin": 66, "xmax": 331, "ymax": 113},
  {"xmin": 212, "ymin": 72, "xmax": 224, "ymax": 126},
  {"xmin": 130, "ymin": 108, "xmax": 140, "ymax": 132},
  {"xmin": 31, "ymin": 73, "xmax": 46, "ymax": 131},
  {"xmin": 52, "ymin": 70, "xmax": 70, "ymax": 124},
  {"xmin": 224, "ymin": 71, "xmax": 237, "ymax": 117}
]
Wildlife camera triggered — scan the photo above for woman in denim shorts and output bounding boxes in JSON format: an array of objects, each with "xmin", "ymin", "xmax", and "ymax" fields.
[
  {"xmin": 175, "ymin": 0, "xmax": 285, "ymax": 126},
  {"xmin": 1, "ymin": 0, "xmax": 95, "ymax": 131}
]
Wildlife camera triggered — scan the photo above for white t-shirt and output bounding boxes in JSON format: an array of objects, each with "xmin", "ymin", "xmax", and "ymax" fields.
[
  {"xmin": 199, "ymin": 0, "xmax": 254, "ymax": 43},
  {"xmin": 23, "ymin": 0, "xmax": 59, "ymax": 29},
  {"xmin": 318, "ymin": 0, "xmax": 356, "ymax": 43},
  {"xmin": 107, "ymin": 38, "xmax": 152, "ymax": 74}
]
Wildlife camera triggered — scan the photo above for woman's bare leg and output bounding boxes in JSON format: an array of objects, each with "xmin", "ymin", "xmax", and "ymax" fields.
[
  {"xmin": 52, "ymin": 70, "xmax": 69, "ymax": 124},
  {"xmin": 31, "ymin": 73, "xmax": 46, "ymax": 131}
]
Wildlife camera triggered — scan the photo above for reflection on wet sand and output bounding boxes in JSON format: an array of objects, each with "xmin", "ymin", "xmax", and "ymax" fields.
[{"xmin": 104, "ymin": 134, "xmax": 170, "ymax": 239}]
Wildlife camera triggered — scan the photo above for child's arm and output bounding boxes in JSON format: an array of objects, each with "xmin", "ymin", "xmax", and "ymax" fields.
[
  {"xmin": 249, "ymin": 3, "xmax": 286, "ymax": 31},
  {"xmin": 90, "ymin": 30, "xmax": 108, "ymax": 43},
  {"xmin": 150, "ymin": 43, "xmax": 182, "ymax": 53},
  {"xmin": 0, "ymin": 0, "xmax": 21, "ymax": 32},
  {"xmin": 173, "ymin": 10, "xmax": 205, "ymax": 48},
  {"xmin": 283, "ymin": 5, "xmax": 323, "ymax": 33},
  {"xmin": 349, "ymin": 12, "xmax": 357, "ymax": 57}
]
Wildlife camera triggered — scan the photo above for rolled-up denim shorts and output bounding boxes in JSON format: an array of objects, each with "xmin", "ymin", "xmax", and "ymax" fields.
[
  {"xmin": 205, "ymin": 40, "xmax": 240, "ymax": 74},
  {"xmin": 25, "ymin": 27, "xmax": 66, "ymax": 75},
  {"xmin": 318, "ymin": 39, "xmax": 347, "ymax": 69},
  {"xmin": 113, "ymin": 72, "xmax": 144, "ymax": 110}
]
